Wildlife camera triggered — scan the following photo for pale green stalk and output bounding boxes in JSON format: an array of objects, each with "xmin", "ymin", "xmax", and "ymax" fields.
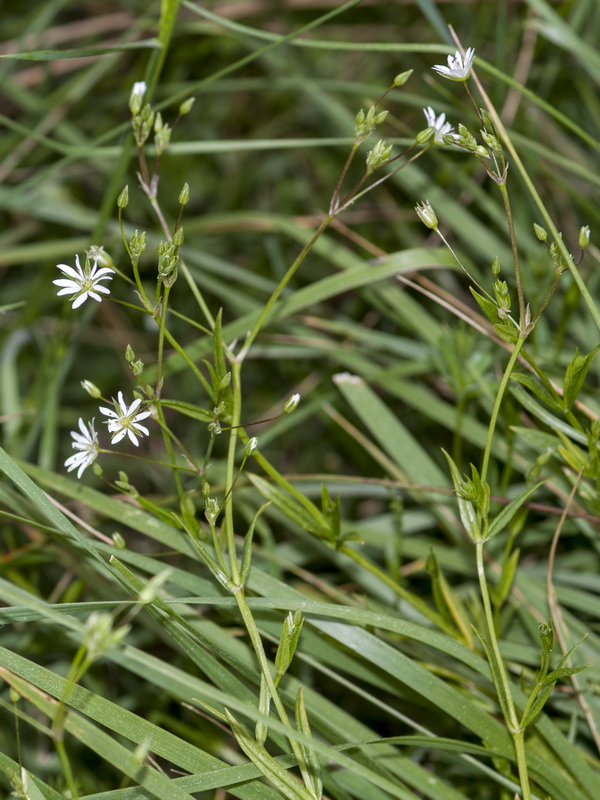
[
  {"xmin": 240, "ymin": 215, "xmax": 333, "ymax": 358},
  {"xmin": 476, "ymin": 541, "xmax": 531, "ymax": 799},
  {"xmin": 468, "ymin": 68, "xmax": 600, "ymax": 332},
  {"xmin": 480, "ymin": 337, "xmax": 524, "ymax": 485}
]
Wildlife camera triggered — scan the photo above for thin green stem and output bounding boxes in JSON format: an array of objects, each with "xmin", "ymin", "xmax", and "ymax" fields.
[
  {"xmin": 469, "ymin": 67, "xmax": 600, "ymax": 333},
  {"xmin": 154, "ymin": 402, "xmax": 184, "ymax": 500},
  {"xmin": 475, "ymin": 542, "xmax": 531, "ymax": 799},
  {"xmin": 498, "ymin": 184, "xmax": 526, "ymax": 324},
  {"xmin": 481, "ymin": 337, "xmax": 524, "ymax": 485},
  {"xmin": 234, "ymin": 587, "xmax": 315, "ymax": 792},
  {"xmin": 240, "ymin": 215, "xmax": 333, "ymax": 358},
  {"xmin": 155, "ymin": 285, "xmax": 170, "ymax": 393},
  {"xmin": 223, "ymin": 359, "xmax": 243, "ymax": 585}
]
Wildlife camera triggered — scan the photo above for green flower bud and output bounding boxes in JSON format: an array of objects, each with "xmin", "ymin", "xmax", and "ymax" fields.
[
  {"xmin": 178, "ymin": 182, "xmax": 190, "ymax": 205},
  {"xmin": 81, "ymin": 380, "xmax": 102, "ymax": 399},
  {"xmin": 129, "ymin": 81, "xmax": 147, "ymax": 116},
  {"xmin": 284, "ymin": 393, "xmax": 301, "ymax": 413},
  {"xmin": 87, "ymin": 245, "xmax": 113, "ymax": 268},
  {"xmin": 579, "ymin": 225, "xmax": 591, "ymax": 249},
  {"xmin": 416, "ymin": 126, "xmax": 435, "ymax": 144},
  {"xmin": 393, "ymin": 69, "xmax": 413, "ymax": 87},
  {"xmin": 117, "ymin": 185, "xmax": 129, "ymax": 209},
  {"xmin": 415, "ymin": 201, "xmax": 438, "ymax": 231},
  {"xmin": 112, "ymin": 532, "xmax": 126, "ymax": 549},
  {"xmin": 244, "ymin": 437, "xmax": 258, "ymax": 457},
  {"xmin": 179, "ymin": 97, "xmax": 195, "ymax": 116}
]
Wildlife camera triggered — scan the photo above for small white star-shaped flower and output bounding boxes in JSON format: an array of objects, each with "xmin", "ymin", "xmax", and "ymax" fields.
[
  {"xmin": 423, "ymin": 106, "xmax": 455, "ymax": 144},
  {"xmin": 432, "ymin": 47, "xmax": 475, "ymax": 82},
  {"xmin": 65, "ymin": 418, "xmax": 99, "ymax": 479},
  {"xmin": 99, "ymin": 392, "xmax": 151, "ymax": 447},
  {"xmin": 53, "ymin": 254, "xmax": 115, "ymax": 309}
]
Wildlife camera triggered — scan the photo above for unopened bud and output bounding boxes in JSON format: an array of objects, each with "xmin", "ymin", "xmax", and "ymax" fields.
[
  {"xmin": 220, "ymin": 372, "xmax": 232, "ymax": 390},
  {"xmin": 533, "ymin": 223, "xmax": 547, "ymax": 242},
  {"xmin": 579, "ymin": 225, "xmax": 590, "ymax": 249},
  {"xmin": 393, "ymin": 69, "xmax": 413, "ymax": 87},
  {"xmin": 129, "ymin": 81, "xmax": 147, "ymax": 116},
  {"xmin": 87, "ymin": 245, "xmax": 113, "ymax": 268},
  {"xmin": 179, "ymin": 182, "xmax": 190, "ymax": 205},
  {"xmin": 112, "ymin": 532, "xmax": 126, "ymax": 549},
  {"xmin": 284, "ymin": 393, "xmax": 301, "ymax": 414},
  {"xmin": 415, "ymin": 201, "xmax": 438, "ymax": 231},
  {"xmin": 416, "ymin": 126, "xmax": 435, "ymax": 144},
  {"xmin": 81, "ymin": 380, "xmax": 102, "ymax": 398},
  {"xmin": 179, "ymin": 97, "xmax": 195, "ymax": 116},
  {"xmin": 244, "ymin": 437, "xmax": 258, "ymax": 457},
  {"xmin": 117, "ymin": 185, "xmax": 129, "ymax": 209}
]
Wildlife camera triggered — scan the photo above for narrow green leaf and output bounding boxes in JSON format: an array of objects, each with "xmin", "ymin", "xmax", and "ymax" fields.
[
  {"xmin": 486, "ymin": 481, "xmax": 545, "ymax": 540},
  {"xmin": 295, "ymin": 686, "xmax": 322, "ymax": 800},
  {"xmin": 563, "ymin": 344, "xmax": 600, "ymax": 410},
  {"xmin": 247, "ymin": 473, "xmax": 329, "ymax": 537},
  {"xmin": 225, "ymin": 710, "xmax": 316, "ymax": 800},
  {"xmin": 510, "ymin": 372, "xmax": 563, "ymax": 413}
]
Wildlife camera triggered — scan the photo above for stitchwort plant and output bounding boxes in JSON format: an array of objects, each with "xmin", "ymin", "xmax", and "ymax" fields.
[{"xmin": 2, "ymin": 7, "xmax": 600, "ymax": 800}]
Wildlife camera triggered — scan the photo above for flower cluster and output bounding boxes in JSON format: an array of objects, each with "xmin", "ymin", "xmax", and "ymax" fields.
[{"xmin": 64, "ymin": 392, "xmax": 152, "ymax": 479}]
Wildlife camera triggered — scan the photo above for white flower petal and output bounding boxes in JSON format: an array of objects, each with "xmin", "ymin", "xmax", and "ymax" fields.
[
  {"xmin": 56, "ymin": 264, "xmax": 82, "ymax": 279},
  {"xmin": 127, "ymin": 429, "xmax": 141, "ymax": 446},
  {"xmin": 71, "ymin": 294, "xmax": 88, "ymax": 309},
  {"xmin": 111, "ymin": 429, "xmax": 128, "ymax": 444}
]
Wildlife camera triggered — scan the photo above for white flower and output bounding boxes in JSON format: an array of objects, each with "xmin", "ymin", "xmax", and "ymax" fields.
[
  {"xmin": 423, "ymin": 106, "xmax": 454, "ymax": 144},
  {"xmin": 53, "ymin": 254, "xmax": 115, "ymax": 309},
  {"xmin": 65, "ymin": 418, "xmax": 99, "ymax": 479},
  {"xmin": 99, "ymin": 391, "xmax": 151, "ymax": 447},
  {"xmin": 432, "ymin": 47, "xmax": 475, "ymax": 81}
]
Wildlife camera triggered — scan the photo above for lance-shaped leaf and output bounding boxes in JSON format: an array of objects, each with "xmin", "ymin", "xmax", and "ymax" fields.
[
  {"xmin": 225, "ymin": 710, "xmax": 316, "ymax": 800},
  {"xmin": 563, "ymin": 344, "xmax": 600, "ymax": 411},
  {"xmin": 486, "ymin": 481, "xmax": 545, "ymax": 540}
]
